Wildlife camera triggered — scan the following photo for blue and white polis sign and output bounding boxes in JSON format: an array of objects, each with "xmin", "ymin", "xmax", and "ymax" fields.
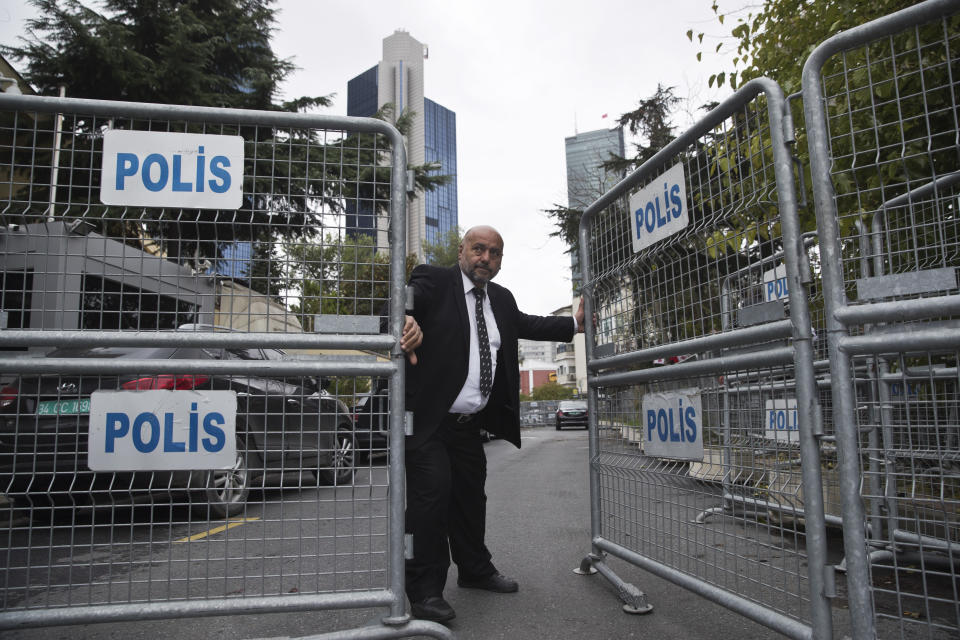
[
  {"xmin": 630, "ymin": 162, "xmax": 689, "ymax": 253},
  {"xmin": 642, "ymin": 388, "xmax": 704, "ymax": 460},
  {"xmin": 764, "ymin": 398, "xmax": 799, "ymax": 443},
  {"xmin": 88, "ymin": 390, "xmax": 237, "ymax": 471},
  {"xmin": 100, "ymin": 130, "xmax": 244, "ymax": 209},
  {"xmin": 762, "ymin": 264, "xmax": 790, "ymax": 303}
]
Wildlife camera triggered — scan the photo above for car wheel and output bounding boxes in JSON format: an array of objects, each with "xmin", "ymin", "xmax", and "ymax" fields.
[
  {"xmin": 198, "ymin": 436, "xmax": 250, "ymax": 519},
  {"xmin": 317, "ymin": 426, "xmax": 356, "ymax": 486}
]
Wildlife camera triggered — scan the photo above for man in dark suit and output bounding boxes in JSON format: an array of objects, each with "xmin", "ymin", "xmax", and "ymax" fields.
[{"xmin": 403, "ymin": 225, "xmax": 584, "ymax": 622}]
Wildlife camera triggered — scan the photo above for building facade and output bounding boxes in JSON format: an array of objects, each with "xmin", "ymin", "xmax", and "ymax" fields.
[
  {"xmin": 563, "ymin": 128, "xmax": 623, "ymax": 393},
  {"xmin": 518, "ymin": 362, "xmax": 558, "ymax": 397},
  {"xmin": 346, "ymin": 30, "xmax": 458, "ymax": 258},
  {"xmin": 564, "ymin": 128, "xmax": 625, "ymax": 210},
  {"xmin": 546, "ymin": 304, "xmax": 579, "ymax": 390},
  {"xmin": 564, "ymin": 127, "xmax": 625, "ymax": 294},
  {"xmin": 518, "ymin": 338, "xmax": 555, "ymax": 366}
]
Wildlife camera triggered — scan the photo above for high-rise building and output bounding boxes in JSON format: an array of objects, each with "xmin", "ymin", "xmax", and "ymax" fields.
[
  {"xmin": 518, "ymin": 338, "xmax": 555, "ymax": 366},
  {"xmin": 346, "ymin": 30, "xmax": 458, "ymax": 258},
  {"xmin": 563, "ymin": 127, "xmax": 624, "ymax": 395},
  {"xmin": 564, "ymin": 127, "xmax": 625, "ymax": 293},
  {"xmin": 564, "ymin": 128, "xmax": 624, "ymax": 210}
]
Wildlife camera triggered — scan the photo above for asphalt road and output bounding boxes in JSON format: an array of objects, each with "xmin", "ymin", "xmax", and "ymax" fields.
[
  {"xmin": 2, "ymin": 425, "xmax": 791, "ymax": 640},
  {"xmin": 420, "ymin": 426, "xmax": 779, "ymax": 640}
]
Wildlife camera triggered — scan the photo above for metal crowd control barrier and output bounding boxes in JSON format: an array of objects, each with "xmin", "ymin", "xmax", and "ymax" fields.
[
  {"xmin": 519, "ymin": 400, "xmax": 559, "ymax": 427},
  {"xmin": 803, "ymin": 1, "xmax": 960, "ymax": 638},
  {"xmin": 0, "ymin": 94, "xmax": 452, "ymax": 639},
  {"xmin": 577, "ymin": 78, "xmax": 833, "ymax": 639}
]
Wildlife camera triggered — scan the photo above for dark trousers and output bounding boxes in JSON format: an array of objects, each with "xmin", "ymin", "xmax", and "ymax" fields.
[{"xmin": 404, "ymin": 415, "xmax": 496, "ymax": 602}]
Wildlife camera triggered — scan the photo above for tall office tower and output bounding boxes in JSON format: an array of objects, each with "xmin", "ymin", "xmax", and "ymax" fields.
[
  {"xmin": 564, "ymin": 127, "xmax": 624, "ymax": 396},
  {"xmin": 563, "ymin": 127, "xmax": 625, "ymax": 292},
  {"xmin": 346, "ymin": 30, "xmax": 458, "ymax": 259}
]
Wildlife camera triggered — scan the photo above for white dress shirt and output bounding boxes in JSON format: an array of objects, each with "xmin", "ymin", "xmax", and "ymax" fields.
[
  {"xmin": 448, "ymin": 270, "xmax": 580, "ymax": 415},
  {"xmin": 449, "ymin": 270, "xmax": 502, "ymax": 414}
]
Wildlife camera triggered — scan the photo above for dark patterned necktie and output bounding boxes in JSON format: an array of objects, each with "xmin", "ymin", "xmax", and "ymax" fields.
[{"xmin": 473, "ymin": 288, "xmax": 492, "ymax": 397}]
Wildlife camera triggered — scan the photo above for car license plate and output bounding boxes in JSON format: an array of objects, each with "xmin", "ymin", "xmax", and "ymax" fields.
[{"xmin": 37, "ymin": 398, "xmax": 91, "ymax": 416}]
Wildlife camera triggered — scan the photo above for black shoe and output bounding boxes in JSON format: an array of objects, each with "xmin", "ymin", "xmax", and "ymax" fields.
[
  {"xmin": 457, "ymin": 572, "xmax": 519, "ymax": 593},
  {"xmin": 410, "ymin": 596, "xmax": 456, "ymax": 623}
]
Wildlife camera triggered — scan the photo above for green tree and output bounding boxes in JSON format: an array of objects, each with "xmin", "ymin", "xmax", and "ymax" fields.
[
  {"xmin": 2, "ymin": 0, "xmax": 450, "ymax": 285},
  {"xmin": 548, "ymin": 64, "xmax": 793, "ymax": 355},
  {"xmin": 422, "ymin": 226, "xmax": 462, "ymax": 267},
  {"xmin": 692, "ymin": 0, "xmax": 919, "ymax": 95},
  {"xmin": 7, "ymin": 0, "xmax": 308, "ymax": 109},
  {"xmin": 692, "ymin": 0, "xmax": 958, "ymax": 246},
  {"xmin": 288, "ymin": 234, "xmax": 416, "ymax": 399},
  {"xmin": 288, "ymin": 233, "xmax": 418, "ymax": 326},
  {"xmin": 578, "ymin": 1, "xmax": 959, "ymax": 359},
  {"xmin": 604, "ymin": 85, "xmax": 681, "ymax": 175},
  {"xmin": 529, "ymin": 381, "xmax": 575, "ymax": 401}
]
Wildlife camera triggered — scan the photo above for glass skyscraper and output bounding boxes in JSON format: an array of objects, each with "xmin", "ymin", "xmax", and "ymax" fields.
[
  {"xmin": 423, "ymin": 98, "xmax": 457, "ymax": 243},
  {"xmin": 345, "ymin": 65, "xmax": 379, "ymax": 238},
  {"xmin": 346, "ymin": 65, "xmax": 379, "ymax": 118},
  {"xmin": 346, "ymin": 31, "xmax": 458, "ymax": 256},
  {"xmin": 564, "ymin": 128, "xmax": 625, "ymax": 210},
  {"xmin": 564, "ymin": 127, "xmax": 625, "ymax": 293}
]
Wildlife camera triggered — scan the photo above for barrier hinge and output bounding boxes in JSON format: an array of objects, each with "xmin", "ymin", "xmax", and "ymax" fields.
[
  {"xmin": 405, "ymin": 285, "xmax": 414, "ymax": 311},
  {"xmin": 405, "ymin": 411, "xmax": 414, "ymax": 436},
  {"xmin": 799, "ymin": 238, "xmax": 815, "ymax": 285},
  {"xmin": 812, "ymin": 399, "xmax": 825, "ymax": 438},
  {"xmin": 406, "ymin": 170, "xmax": 415, "ymax": 193},
  {"xmin": 782, "ymin": 106, "xmax": 796, "ymax": 145},
  {"xmin": 404, "ymin": 534, "xmax": 414, "ymax": 560},
  {"xmin": 823, "ymin": 563, "xmax": 837, "ymax": 599}
]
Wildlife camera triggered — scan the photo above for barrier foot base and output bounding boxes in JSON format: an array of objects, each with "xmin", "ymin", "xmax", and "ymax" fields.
[
  {"xmin": 574, "ymin": 555, "xmax": 598, "ymax": 575},
  {"xmin": 286, "ymin": 620, "xmax": 455, "ymax": 640},
  {"xmin": 580, "ymin": 553, "xmax": 654, "ymax": 615},
  {"xmin": 695, "ymin": 506, "xmax": 727, "ymax": 524},
  {"xmin": 836, "ymin": 548, "xmax": 896, "ymax": 574}
]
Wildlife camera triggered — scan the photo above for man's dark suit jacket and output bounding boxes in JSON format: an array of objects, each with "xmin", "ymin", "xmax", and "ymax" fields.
[{"xmin": 405, "ymin": 264, "xmax": 577, "ymax": 450}]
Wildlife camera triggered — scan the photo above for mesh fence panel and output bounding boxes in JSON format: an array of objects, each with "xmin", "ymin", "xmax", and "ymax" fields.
[
  {"xmin": 582, "ymin": 80, "xmax": 831, "ymax": 638},
  {"xmin": 0, "ymin": 95, "xmax": 410, "ymax": 634},
  {"xmin": 804, "ymin": 2, "xmax": 960, "ymax": 638}
]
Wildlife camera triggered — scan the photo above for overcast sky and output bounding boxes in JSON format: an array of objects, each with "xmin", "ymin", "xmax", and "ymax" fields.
[{"xmin": 0, "ymin": 0, "xmax": 736, "ymax": 315}]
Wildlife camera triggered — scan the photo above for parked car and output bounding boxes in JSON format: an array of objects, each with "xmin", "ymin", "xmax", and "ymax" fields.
[
  {"xmin": 350, "ymin": 384, "xmax": 497, "ymax": 446},
  {"xmin": 556, "ymin": 399, "xmax": 588, "ymax": 430},
  {"xmin": 350, "ymin": 389, "xmax": 389, "ymax": 454},
  {"xmin": 0, "ymin": 337, "xmax": 356, "ymax": 519}
]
